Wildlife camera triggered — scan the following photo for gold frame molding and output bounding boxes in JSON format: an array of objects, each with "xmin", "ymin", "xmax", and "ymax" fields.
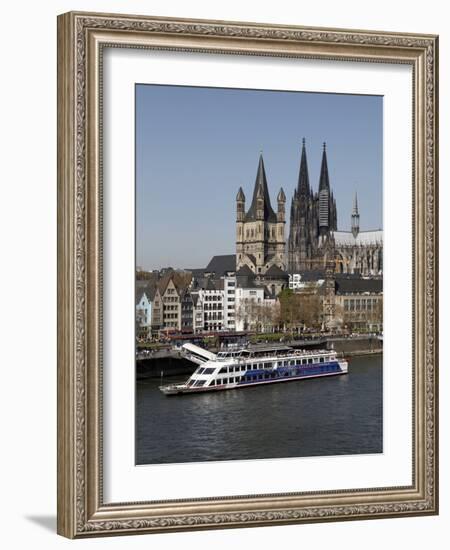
[{"xmin": 57, "ymin": 11, "xmax": 439, "ymax": 538}]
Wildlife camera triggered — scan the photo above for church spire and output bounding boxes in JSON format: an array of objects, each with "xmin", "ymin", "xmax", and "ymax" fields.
[
  {"xmin": 318, "ymin": 142, "xmax": 331, "ymax": 233},
  {"xmin": 297, "ymin": 137, "xmax": 310, "ymax": 196},
  {"xmin": 351, "ymin": 191, "xmax": 360, "ymax": 238},
  {"xmin": 352, "ymin": 192, "xmax": 359, "ymax": 215},
  {"xmin": 245, "ymin": 153, "xmax": 277, "ymax": 222},
  {"xmin": 319, "ymin": 142, "xmax": 330, "ymax": 192}
]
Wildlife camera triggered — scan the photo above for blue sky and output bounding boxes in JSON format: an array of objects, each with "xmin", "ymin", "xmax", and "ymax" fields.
[{"xmin": 136, "ymin": 84, "xmax": 382, "ymax": 270}]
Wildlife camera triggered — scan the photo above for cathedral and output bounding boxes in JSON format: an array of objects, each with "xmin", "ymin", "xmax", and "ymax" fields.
[{"xmin": 236, "ymin": 141, "xmax": 383, "ymax": 279}]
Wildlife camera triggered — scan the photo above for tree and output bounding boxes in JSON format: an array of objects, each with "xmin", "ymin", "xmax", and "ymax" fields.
[
  {"xmin": 278, "ymin": 289, "xmax": 321, "ymax": 332},
  {"xmin": 235, "ymin": 298, "xmax": 279, "ymax": 333}
]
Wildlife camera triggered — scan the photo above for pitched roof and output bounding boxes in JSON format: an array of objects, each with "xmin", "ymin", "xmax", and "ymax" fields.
[
  {"xmin": 332, "ymin": 230, "xmax": 383, "ymax": 246},
  {"xmin": 205, "ymin": 254, "xmax": 236, "ymax": 276},
  {"xmin": 236, "ymin": 277, "xmax": 259, "ymax": 289},
  {"xmin": 185, "ymin": 268, "xmax": 207, "ymax": 279},
  {"xmin": 245, "ymin": 155, "xmax": 277, "ymax": 223},
  {"xmin": 236, "ymin": 264, "xmax": 254, "ymax": 276},
  {"xmin": 136, "ymin": 287, "xmax": 156, "ymax": 304},
  {"xmin": 335, "ymin": 277, "xmax": 383, "ymax": 295},
  {"xmin": 265, "ymin": 264, "xmax": 289, "ymax": 278},
  {"xmin": 135, "ymin": 288, "xmax": 147, "ymax": 305},
  {"xmin": 290, "ymin": 270, "xmax": 326, "ymax": 281},
  {"xmin": 246, "ymin": 254, "xmax": 256, "ymax": 266},
  {"xmin": 204, "ymin": 278, "xmax": 224, "ymax": 291},
  {"xmin": 158, "ymin": 271, "xmax": 192, "ymax": 295}
]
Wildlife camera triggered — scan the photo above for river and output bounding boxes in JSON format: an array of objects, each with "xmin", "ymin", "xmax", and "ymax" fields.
[{"xmin": 136, "ymin": 354, "xmax": 382, "ymax": 465}]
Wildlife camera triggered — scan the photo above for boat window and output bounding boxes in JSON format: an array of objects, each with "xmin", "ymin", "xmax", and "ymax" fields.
[
  {"xmin": 230, "ymin": 377, "xmax": 234, "ymax": 383},
  {"xmin": 219, "ymin": 366, "xmax": 227, "ymax": 373},
  {"xmin": 194, "ymin": 380, "xmax": 205, "ymax": 387},
  {"xmin": 197, "ymin": 368, "xmax": 205, "ymax": 375},
  {"xmin": 203, "ymin": 368, "xmax": 215, "ymax": 374},
  {"xmin": 320, "ymin": 357, "xmax": 324, "ymax": 363},
  {"xmin": 308, "ymin": 358, "xmax": 313, "ymax": 364}
]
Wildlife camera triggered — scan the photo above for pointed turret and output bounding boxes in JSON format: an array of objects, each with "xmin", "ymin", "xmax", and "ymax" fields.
[
  {"xmin": 236, "ymin": 187, "xmax": 245, "ymax": 202},
  {"xmin": 352, "ymin": 192, "xmax": 359, "ymax": 215},
  {"xmin": 245, "ymin": 154, "xmax": 277, "ymax": 222},
  {"xmin": 351, "ymin": 191, "xmax": 360, "ymax": 238},
  {"xmin": 277, "ymin": 187, "xmax": 286, "ymax": 203},
  {"xmin": 236, "ymin": 186, "xmax": 245, "ymax": 222},
  {"xmin": 297, "ymin": 138, "xmax": 310, "ymax": 196},
  {"xmin": 277, "ymin": 187, "xmax": 286, "ymax": 224}
]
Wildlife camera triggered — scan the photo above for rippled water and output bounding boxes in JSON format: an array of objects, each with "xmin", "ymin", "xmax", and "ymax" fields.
[{"xmin": 136, "ymin": 354, "xmax": 382, "ymax": 465}]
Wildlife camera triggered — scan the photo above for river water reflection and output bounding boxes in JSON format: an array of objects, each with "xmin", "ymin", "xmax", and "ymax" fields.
[{"xmin": 136, "ymin": 354, "xmax": 382, "ymax": 465}]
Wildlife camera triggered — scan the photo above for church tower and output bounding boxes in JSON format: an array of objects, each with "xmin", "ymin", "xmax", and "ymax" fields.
[
  {"xmin": 288, "ymin": 139, "xmax": 316, "ymax": 271},
  {"xmin": 318, "ymin": 142, "xmax": 337, "ymax": 236},
  {"xmin": 236, "ymin": 154, "xmax": 286, "ymax": 274}
]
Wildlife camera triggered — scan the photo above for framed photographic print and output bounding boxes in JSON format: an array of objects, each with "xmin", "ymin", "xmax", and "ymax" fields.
[{"xmin": 57, "ymin": 11, "xmax": 439, "ymax": 538}]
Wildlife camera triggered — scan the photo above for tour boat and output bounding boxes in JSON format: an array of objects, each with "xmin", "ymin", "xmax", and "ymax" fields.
[{"xmin": 159, "ymin": 343, "xmax": 348, "ymax": 395}]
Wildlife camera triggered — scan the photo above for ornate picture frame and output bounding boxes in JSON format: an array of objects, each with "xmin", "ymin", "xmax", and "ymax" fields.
[{"xmin": 57, "ymin": 11, "xmax": 438, "ymax": 538}]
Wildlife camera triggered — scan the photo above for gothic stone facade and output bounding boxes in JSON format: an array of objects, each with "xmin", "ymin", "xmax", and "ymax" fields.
[
  {"xmin": 288, "ymin": 140, "xmax": 382, "ymax": 277},
  {"xmin": 235, "ymin": 155, "xmax": 286, "ymax": 275},
  {"xmin": 235, "ymin": 142, "xmax": 382, "ymax": 282}
]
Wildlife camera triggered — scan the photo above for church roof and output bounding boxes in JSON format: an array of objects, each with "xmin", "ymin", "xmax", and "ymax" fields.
[
  {"xmin": 335, "ymin": 277, "xmax": 383, "ymax": 295},
  {"xmin": 205, "ymin": 254, "xmax": 236, "ymax": 275},
  {"xmin": 245, "ymin": 154, "xmax": 277, "ymax": 223},
  {"xmin": 265, "ymin": 264, "xmax": 288, "ymax": 278},
  {"xmin": 236, "ymin": 264, "xmax": 254, "ymax": 276},
  {"xmin": 185, "ymin": 268, "xmax": 207, "ymax": 279},
  {"xmin": 333, "ymin": 230, "xmax": 383, "ymax": 246}
]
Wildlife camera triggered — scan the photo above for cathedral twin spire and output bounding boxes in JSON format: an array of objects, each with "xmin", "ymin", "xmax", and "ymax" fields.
[
  {"xmin": 297, "ymin": 138, "xmax": 310, "ymax": 196},
  {"xmin": 288, "ymin": 138, "xmax": 337, "ymax": 271}
]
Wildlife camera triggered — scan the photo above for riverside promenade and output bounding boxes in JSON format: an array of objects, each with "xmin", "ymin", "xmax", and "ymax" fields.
[{"xmin": 136, "ymin": 335, "xmax": 382, "ymax": 379}]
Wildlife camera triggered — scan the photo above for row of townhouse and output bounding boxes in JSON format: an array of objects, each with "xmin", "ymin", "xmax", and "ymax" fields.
[
  {"xmin": 136, "ymin": 272, "xmax": 237, "ymax": 336},
  {"xmin": 136, "ymin": 269, "xmax": 280, "ymax": 337}
]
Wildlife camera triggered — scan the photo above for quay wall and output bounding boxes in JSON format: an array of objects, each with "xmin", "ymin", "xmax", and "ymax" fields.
[{"xmin": 137, "ymin": 337, "xmax": 382, "ymax": 379}]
